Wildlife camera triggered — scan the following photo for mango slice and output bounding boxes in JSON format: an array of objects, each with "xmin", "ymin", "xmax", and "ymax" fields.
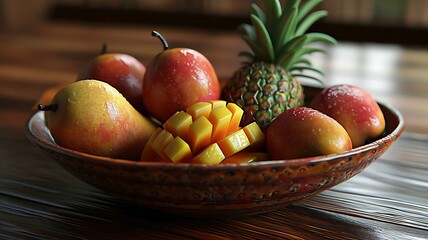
[
  {"xmin": 243, "ymin": 122, "xmax": 265, "ymax": 151},
  {"xmin": 217, "ymin": 129, "xmax": 250, "ymax": 157},
  {"xmin": 227, "ymin": 103, "xmax": 244, "ymax": 134},
  {"xmin": 190, "ymin": 143, "xmax": 225, "ymax": 164},
  {"xmin": 187, "ymin": 116, "xmax": 213, "ymax": 154},
  {"xmin": 186, "ymin": 102, "xmax": 212, "ymax": 120},
  {"xmin": 164, "ymin": 136, "xmax": 192, "ymax": 163},
  {"xmin": 209, "ymin": 106, "xmax": 232, "ymax": 143},
  {"xmin": 151, "ymin": 130, "xmax": 174, "ymax": 162},
  {"xmin": 163, "ymin": 111, "xmax": 192, "ymax": 139},
  {"xmin": 210, "ymin": 100, "xmax": 227, "ymax": 109}
]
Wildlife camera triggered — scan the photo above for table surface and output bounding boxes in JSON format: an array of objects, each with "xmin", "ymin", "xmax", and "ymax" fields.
[{"xmin": 1, "ymin": 22, "xmax": 427, "ymax": 240}]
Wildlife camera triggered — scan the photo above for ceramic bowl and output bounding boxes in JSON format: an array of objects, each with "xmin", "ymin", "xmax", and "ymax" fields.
[{"xmin": 25, "ymin": 86, "xmax": 405, "ymax": 216}]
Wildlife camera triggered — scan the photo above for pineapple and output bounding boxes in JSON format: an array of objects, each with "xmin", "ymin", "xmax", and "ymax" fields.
[{"xmin": 222, "ymin": 0, "xmax": 336, "ymax": 131}]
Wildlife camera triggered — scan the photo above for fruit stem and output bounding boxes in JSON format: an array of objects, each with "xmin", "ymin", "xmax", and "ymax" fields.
[
  {"xmin": 152, "ymin": 31, "xmax": 169, "ymax": 51},
  {"xmin": 38, "ymin": 104, "xmax": 58, "ymax": 112},
  {"xmin": 100, "ymin": 43, "xmax": 107, "ymax": 54}
]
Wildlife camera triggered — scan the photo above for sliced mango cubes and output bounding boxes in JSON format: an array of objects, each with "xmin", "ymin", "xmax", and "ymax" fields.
[
  {"xmin": 217, "ymin": 129, "xmax": 250, "ymax": 158},
  {"xmin": 141, "ymin": 101, "xmax": 265, "ymax": 164}
]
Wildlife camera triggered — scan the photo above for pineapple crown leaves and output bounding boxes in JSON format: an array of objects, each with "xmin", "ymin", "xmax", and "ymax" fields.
[{"xmin": 239, "ymin": 0, "xmax": 336, "ymax": 83}]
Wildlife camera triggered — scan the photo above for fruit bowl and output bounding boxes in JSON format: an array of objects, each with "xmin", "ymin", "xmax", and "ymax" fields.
[{"xmin": 25, "ymin": 86, "xmax": 405, "ymax": 216}]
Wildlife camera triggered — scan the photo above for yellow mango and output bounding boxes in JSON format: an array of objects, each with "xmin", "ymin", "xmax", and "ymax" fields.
[
  {"xmin": 190, "ymin": 143, "xmax": 225, "ymax": 164},
  {"xmin": 210, "ymin": 100, "xmax": 227, "ymax": 109},
  {"xmin": 152, "ymin": 129, "xmax": 174, "ymax": 162},
  {"xmin": 187, "ymin": 116, "xmax": 212, "ymax": 154},
  {"xmin": 243, "ymin": 122, "xmax": 265, "ymax": 151},
  {"xmin": 217, "ymin": 129, "xmax": 250, "ymax": 157},
  {"xmin": 140, "ymin": 128, "xmax": 162, "ymax": 162},
  {"xmin": 226, "ymin": 103, "xmax": 244, "ymax": 134},
  {"xmin": 164, "ymin": 136, "xmax": 192, "ymax": 163},
  {"xmin": 221, "ymin": 152, "xmax": 269, "ymax": 164},
  {"xmin": 209, "ymin": 106, "xmax": 232, "ymax": 143},
  {"xmin": 163, "ymin": 111, "xmax": 192, "ymax": 139},
  {"xmin": 146, "ymin": 101, "xmax": 263, "ymax": 165},
  {"xmin": 186, "ymin": 102, "xmax": 212, "ymax": 120}
]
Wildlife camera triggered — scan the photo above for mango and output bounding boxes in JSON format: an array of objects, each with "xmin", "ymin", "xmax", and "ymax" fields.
[
  {"xmin": 217, "ymin": 129, "xmax": 250, "ymax": 157},
  {"xmin": 243, "ymin": 122, "xmax": 265, "ymax": 151},
  {"xmin": 209, "ymin": 106, "xmax": 232, "ymax": 143},
  {"xmin": 210, "ymin": 100, "xmax": 227, "ymax": 109},
  {"xmin": 163, "ymin": 111, "xmax": 192, "ymax": 139},
  {"xmin": 310, "ymin": 84, "xmax": 385, "ymax": 148},
  {"xmin": 227, "ymin": 103, "xmax": 244, "ymax": 134},
  {"xmin": 190, "ymin": 143, "xmax": 225, "ymax": 164},
  {"xmin": 141, "ymin": 101, "xmax": 267, "ymax": 164},
  {"xmin": 186, "ymin": 102, "xmax": 212, "ymax": 120},
  {"xmin": 266, "ymin": 107, "xmax": 352, "ymax": 160},
  {"xmin": 151, "ymin": 129, "xmax": 174, "ymax": 162},
  {"xmin": 187, "ymin": 116, "xmax": 212, "ymax": 154},
  {"xmin": 40, "ymin": 80, "xmax": 157, "ymax": 160},
  {"xmin": 164, "ymin": 136, "xmax": 192, "ymax": 163}
]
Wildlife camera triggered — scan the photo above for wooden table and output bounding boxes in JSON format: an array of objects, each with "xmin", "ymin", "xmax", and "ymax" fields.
[{"xmin": 1, "ymin": 22, "xmax": 427, "ymax": 239}]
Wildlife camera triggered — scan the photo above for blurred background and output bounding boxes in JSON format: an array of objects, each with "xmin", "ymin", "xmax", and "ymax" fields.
[{"xmin": 1, "ymin": 0, "xmax": 428, "ymax": 45}]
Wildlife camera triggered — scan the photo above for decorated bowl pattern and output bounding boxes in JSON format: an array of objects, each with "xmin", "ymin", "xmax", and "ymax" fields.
[{"xmin": 25, "ymin": 87, "xmax": 405, "ymax": 216}]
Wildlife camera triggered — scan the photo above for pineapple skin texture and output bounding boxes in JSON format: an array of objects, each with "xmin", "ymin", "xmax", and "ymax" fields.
[{"xmin": 222, "ymin": 62, "xmax": 305, "ymax": 131}]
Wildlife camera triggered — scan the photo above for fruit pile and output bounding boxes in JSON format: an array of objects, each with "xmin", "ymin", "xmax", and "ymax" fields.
[{"xmin": 38, "ymin": 0, "xmax": 386, "ymax": 163}]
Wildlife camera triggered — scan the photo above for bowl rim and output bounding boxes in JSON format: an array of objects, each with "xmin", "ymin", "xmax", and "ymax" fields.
[{"xmin": 25, "ymin": 101, "xmax": 405, "ymax": 169}]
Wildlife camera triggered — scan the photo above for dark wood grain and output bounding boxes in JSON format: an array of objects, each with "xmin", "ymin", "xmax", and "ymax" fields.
[{"xmin": 1, "ymin": 22, "xmax": 428, "ymax": 239}]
